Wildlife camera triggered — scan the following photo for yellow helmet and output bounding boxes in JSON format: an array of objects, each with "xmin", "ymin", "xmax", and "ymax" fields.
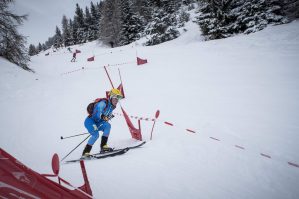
[{"xmin": 109, "ymin": 88, "xmax": 123, "ymax": 99}]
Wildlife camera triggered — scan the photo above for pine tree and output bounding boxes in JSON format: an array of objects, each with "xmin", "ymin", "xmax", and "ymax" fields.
[
  {"xmin": 196, "ymin": 0, "xmax": 236, "ymax": 40},
  {"xmin": 131, "ymin": 0, "xmax": 153, "ymax": 24},
  {"xmin": 161, "ymin": 0, "xmax": 181, "ymax": 14},
  {"xmin": 37, "ymin": 43, "xmax": 42, "ymax": 53},
  {"xmin": 84, "ymin": 6, "xmax": 94, "ymax": 41},
  {"xmin": 0, "ymin": 0, "xmax": 32, "ymax": 71},
  {"xmin": 145, "ymin": 1, "xmax": 180, "ymax": 45},
  {"xmin": 99, "ymin": 0, "xmax": 122, "ymax": 47},
  {"xmin": 90, "ymin": 1, "xmax": 101, "ymax": 40},
  {"xmin": 118, "ymin": 0, "xmax": 143, "ymax": 45},
  {"xmin": 162, "ymin": 0, "xmax": 180, "ymax": 28},
  {"xmin": 62, "ymin": 15, "xmax": 71, "ymax": 46},
  {"xmin": 182, "ymin": 0, "xmax": 196, "ymax": 6},
  {"xmin": 28, "ymin": 44, "xmax": 37, "ymax": 56},
  {"xmin": 150, "ymin": 0, "xmax": 163, "ymax": 7},
  {"xmin": 74, "ymin": 3, "xmax": 85, "ymax": 43},
  {"xmin": 233, "ymin": 0, "xmax": 288, "ymax": 34},
  {"xmin": 45, "ymin": 36, "xmax": 55, "ymax": 49},
  {"xmin": 53, "ymin": 26, "xmax": 63, "ymax": 48},
  {"xmin": 68, "ymin": 19, "xmax": 75, "ymax": 45},
  {"xmin": 96, "ymin": 1, "xmax": 104, "ymax": 20},
  {"xmin": 42, "ymin": 43, "xmax": 47, "ymax": 51},
  {"xmin": 196, "ymin": 0, "xmax": 288, "ymax": 40},
  {"xmin": 283, "ymin": 0, "xmax": 299, "ymax": 19}
]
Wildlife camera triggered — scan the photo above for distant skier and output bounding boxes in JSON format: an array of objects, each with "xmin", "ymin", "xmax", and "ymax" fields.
[
  {"xmin": 82, "ymin": 88, "xmax": 124, "ymax": 157},
  {"xmin": 67, "ymin": 47, "xmax": 72, "ymax": 53},
  {"xmin": 71, "ymin": 52, "xmax": 76, "ymax": 62},
  {"xmin": 109, "ymin": 41, "xmax": 114, "ymax": 48}
]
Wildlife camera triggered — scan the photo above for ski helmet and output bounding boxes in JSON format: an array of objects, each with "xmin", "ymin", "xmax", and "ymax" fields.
[{"xmin": 109, "ymin": 88, "xmax": 123, "ymax": 100}]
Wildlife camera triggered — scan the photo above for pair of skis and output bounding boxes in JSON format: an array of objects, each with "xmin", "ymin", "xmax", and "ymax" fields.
[{"xmin": 65, "ymin": 141, "xmax": 146, "ymax": 163}]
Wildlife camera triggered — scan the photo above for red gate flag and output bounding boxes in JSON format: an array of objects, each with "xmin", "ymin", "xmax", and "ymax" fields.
[
  {"xmin": 137, "ymin": 57, "xmax": 147, "ymax": 65},
  {"xmin": 121, "ymin": 107, "xmax": 142, "ymax": 141},
  {"xmin": 76, "ymin": 49, "xmax": 81, "ymax": 53},
  {"xmin": 87, "ymin": 56, "xmax": 94, "ymax": 61},
  {"xmin": 117, "ymin": 83, "xmax": 125, "ymax": 98}
]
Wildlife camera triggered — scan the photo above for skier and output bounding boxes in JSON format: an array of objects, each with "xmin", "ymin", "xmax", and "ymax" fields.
[
  {"xmin": 71, "ymin": 52, "xmax": 76, "ymax": 62},
  {"xmin": 82, "ymin": 88, "xmax": 124, "ymax": 157},
  {"xmin": 109, "ymin": 41, "xmax": 114, "ymax": 48}
]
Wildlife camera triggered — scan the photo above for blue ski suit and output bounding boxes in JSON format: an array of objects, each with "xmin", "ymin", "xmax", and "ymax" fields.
[{"xmin": 84, "ymin": 99, "xmax": 115, "ymax": 146}]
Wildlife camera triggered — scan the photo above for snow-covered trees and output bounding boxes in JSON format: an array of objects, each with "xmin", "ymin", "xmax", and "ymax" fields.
[
  {"xmin": 0, "ymin": 0, "xmax": 32, "ymax": 71},
  {"xmin": 234, "ymin": 0, "xmax": 287, "ymax": 34},
  {"xmin": 53, "ymin": 26, "xmax": 63, "ymax": 48},
  {"xmin": 37, "ymin": 0, "xmax": 195, "ymax": 48},
  {"xmin": 90, "ymin": 1, "xmax": 101, "ymax": 40},
  {"xmin": 99, "ymin": 0, "xmax": 121, "ymax": 46},
  {"xmin": 84, "ymin": 6, "xmax": 93, "ymax": 42},
  {"xmin": 145, "ymin": 0, "xmax": 181, "ymax": 45},
  {"xmin": 196, "ymin": 0, "xmax": 235, "ymax": 40},
  {"xmin": 283, "ymin": 0, "xmax": 299, "ymax": 19},
  {"xmin": 36, "ymin": 0, "xmax": 296, "ymax": 49},
  {"xmin": 131, "ymin": 0, "xmax": 153, "ymax": 24},
  {"xmin": 59, "ymin": 2, "xmax": 102, "ymax": 46},
  {"xmin": 44, "ymin": 36, "xmax": 55, "ymax": 49},
  {"xmin": 118, "ymin": 0, "xmax": 143, "ymax": 45},
  {"xmin": 28, "ymin": 44, "xmax": 37, "ymax": 56},
  {"xmin": 37, "ymin": 43, "xmax": 42, "ymax": 52},
  {"xmin": 62, "ymin": 15, "xmax": 72, "ymax": 47},
  {"xmin": 196, "ymin": 0, "xmax": 289, "ymax": 40},
  {"xmin": 74, "ymin": 3, "xmax": 85, "ymax": 44}
]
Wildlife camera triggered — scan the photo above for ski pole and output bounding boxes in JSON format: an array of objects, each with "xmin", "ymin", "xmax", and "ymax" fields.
[
  {"xmin": 61, "ymin": 135, "xmax": 91, "ymax": 162},
  {"xmin": 60, "ymin": 133, "xmax": 89, "ymax": 140}
]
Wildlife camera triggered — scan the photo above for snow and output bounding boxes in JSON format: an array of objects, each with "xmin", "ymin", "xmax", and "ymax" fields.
[{"xmin": 1, "ymin": 20, "xmax": 299, "ymax": 199}]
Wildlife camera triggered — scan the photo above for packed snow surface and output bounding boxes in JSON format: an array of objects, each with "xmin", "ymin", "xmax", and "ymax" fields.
[{"xmin": 1, "ymin": 21, "xmax": 299, "ymax": 199}]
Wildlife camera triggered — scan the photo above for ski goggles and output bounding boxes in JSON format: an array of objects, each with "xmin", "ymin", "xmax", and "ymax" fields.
[{"xmin": 110, "ymin": 94, "xmax": 123, "ymax": 100}]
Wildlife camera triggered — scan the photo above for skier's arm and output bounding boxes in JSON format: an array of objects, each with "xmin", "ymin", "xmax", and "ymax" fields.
[{"xmin": 94, "ymin": 101, "xmax": 106, "ymax": 120}]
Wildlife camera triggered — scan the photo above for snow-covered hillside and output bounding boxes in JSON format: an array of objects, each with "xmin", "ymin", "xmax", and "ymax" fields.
[{"xmin": 1, "ymin": 21, "xmax": 299, "ymax": 199}]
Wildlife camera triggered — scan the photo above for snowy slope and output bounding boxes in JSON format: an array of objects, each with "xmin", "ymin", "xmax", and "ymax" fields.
[{"xmin": 1, "ymin": 21, "xmax": 299, "ymax": 199}]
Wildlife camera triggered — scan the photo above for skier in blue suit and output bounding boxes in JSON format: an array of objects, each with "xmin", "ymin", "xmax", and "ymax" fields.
[{"xmin": 82, "ymin": 88, "xmax": 123, "ymax": 157}]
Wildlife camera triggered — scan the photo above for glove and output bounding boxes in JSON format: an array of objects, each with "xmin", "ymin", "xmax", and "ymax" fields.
[
  {"xmin": 101, "ymin": 115, "xmax": 109, "ymax": 121},
  {"xmin": 108, "ymin": 114, "xmax": 115, "ymax": 120}
]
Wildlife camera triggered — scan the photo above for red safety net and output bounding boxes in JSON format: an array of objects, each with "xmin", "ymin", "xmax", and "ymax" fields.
[{"xmin": 0, "ymin": 148, "xmax": 92, "ymax": 198}]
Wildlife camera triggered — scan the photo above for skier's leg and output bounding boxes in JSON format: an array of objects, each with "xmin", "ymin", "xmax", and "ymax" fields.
[
  {"xmin": 82, "ymin": 144, "xmax": 92, "ymax": 156},
  {"xmin": 98, "ymin": 122, "xmax": 112, "ymax": 151},
  {"xmin": 98, "ymin": 121, "xmax": 111, "ymax": 137},
  {"xmin": 84, "ymin": 117, "xmax": 100, "ymax": 146}
]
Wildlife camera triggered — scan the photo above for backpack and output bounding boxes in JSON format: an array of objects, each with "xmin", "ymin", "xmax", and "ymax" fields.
[{"xmin": 87, "ymin": 98, "xmax": 108, "ymax": 117}]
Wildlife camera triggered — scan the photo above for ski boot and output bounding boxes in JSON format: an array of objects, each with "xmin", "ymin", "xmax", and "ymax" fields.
[
  {"xmin": 100, "ymin": 136, "xmax": 113, "ymax": 153},
  {"xmin": 81, "ymin": 144, "xmax": 92, "ymax": 158},
  {"xmin": 100, "ymin": 145, "xmax": 114, "ymax": 153}
]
